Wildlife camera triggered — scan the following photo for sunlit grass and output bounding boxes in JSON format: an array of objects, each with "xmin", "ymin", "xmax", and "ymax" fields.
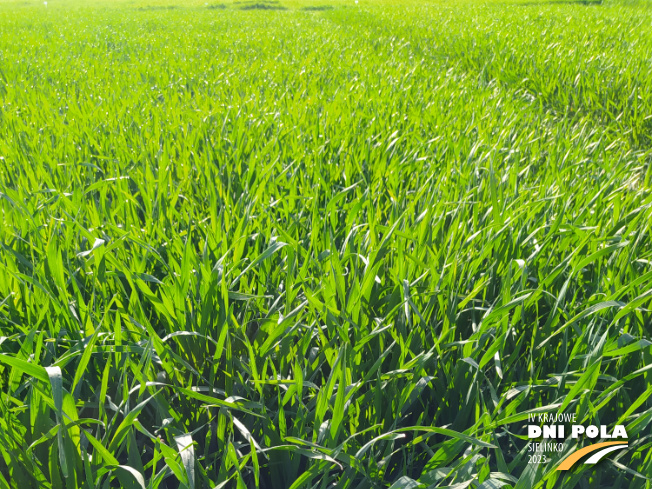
[{"xmin": 0, "ymin": 0, "xmax": 651, "ymax": 487}]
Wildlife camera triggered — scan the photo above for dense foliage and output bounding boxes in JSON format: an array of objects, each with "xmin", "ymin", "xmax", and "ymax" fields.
[{"xmin": 0, "ymin": 0, "xmax": 651, "ymax": 487}]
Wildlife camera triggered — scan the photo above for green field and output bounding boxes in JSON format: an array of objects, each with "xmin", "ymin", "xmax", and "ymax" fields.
[{"xmin": 1, "ymin": 0, "xmax": 651, "ymax": 487}]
